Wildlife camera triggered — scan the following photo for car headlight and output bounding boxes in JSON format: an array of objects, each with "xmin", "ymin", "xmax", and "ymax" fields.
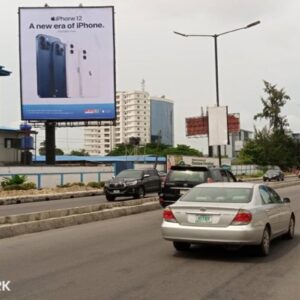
[
  {"xmin": 104, "ymin": 181, "xmax": 110, "ymax": 187},
  {"xmin": 126, "ymin": 180, "xmax": 138, "ymax": 186}
]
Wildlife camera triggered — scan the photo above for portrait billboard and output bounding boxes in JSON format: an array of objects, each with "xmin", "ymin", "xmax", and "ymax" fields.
[
  {"xmin": 19, "ymin": 6, "xmax": 116, "ymax": 121},
  {"xmin": 208, "ymin": 106, "xmax": 229, "ymax": 146}
]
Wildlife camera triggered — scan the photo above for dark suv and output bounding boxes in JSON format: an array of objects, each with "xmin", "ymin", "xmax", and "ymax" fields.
[
  {"xmin": 159, "ymin": 165, "xmax": 237, "ymax": 207},
  {"xmin": 104, "ymin": 169, "xmax": 161, "ymax": 201}
]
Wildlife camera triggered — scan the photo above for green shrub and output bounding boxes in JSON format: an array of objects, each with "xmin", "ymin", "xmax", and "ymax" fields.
[
  {"xmin": 21, "ymin": 182, "xmax": 37, "ymax": 190},
  {"xmin": 56, "ymin": 182, "xmax": 86, "ymax": 188},
  {"xmin": 56, "ymin": 183, "xmax": 72, "ymax": 188},
  {"xmin": 1, "ymin": 175, "xmax": 27, "ymax": 187},
  {"xmin": 70, "ymin": 182, "xmax": 85, "ymax": 187},
  {"xmin": 3, "ymin": 182, "xmax": 36, "ymax": 191},
  {"xmin": 87, "ymin": 181, "xmax": 104, "ymax": 189}
]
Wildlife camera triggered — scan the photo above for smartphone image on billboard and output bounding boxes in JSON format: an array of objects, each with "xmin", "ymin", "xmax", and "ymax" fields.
[
  {"xmin": 36, "ymin": 34, "xmax": 60, "ymax": 98},
  {"xmin": 66, "ymin": 43, "xmax": 81, "ymax": 98},
  {"xmin": 52, "ymin": 41, "xmax": 67, "ymax": 98},
  {"xmin": 79, "ymin": 49, "xmax": 101, "ymax": 98}
]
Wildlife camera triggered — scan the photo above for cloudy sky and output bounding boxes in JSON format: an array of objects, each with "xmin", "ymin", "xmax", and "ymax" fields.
[{"xmin": 1, "ymin": 0, "xmax": 300, "ymax": 154}]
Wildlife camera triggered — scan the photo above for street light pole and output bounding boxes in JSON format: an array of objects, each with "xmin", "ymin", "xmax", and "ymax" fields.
[{"xmin": 174, "ymin": 21, "xmax": 260, "ymax": 167}]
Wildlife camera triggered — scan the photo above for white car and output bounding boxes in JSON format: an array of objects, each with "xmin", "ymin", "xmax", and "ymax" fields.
[{"xmin": 161, "ymin": 182, "xmax": 295, "ymax": 256}]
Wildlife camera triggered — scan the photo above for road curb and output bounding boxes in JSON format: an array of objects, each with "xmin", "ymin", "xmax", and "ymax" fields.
[{"xmin": 0, "ymin": 198, "xmax": 161, "ymax": 239}]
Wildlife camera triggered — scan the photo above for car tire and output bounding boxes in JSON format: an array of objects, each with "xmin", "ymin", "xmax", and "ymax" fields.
[
  {"xmin": 134, "ymin": 187, "xmax": 145, "ymax": 199},
  {"xmin": 173, "ymin": 241, "xmax": 191, "ymax": 251},
  {"xmin": 285, "ymin": 216, "xmax": 295, "ymax": 240},
  {"xmin": 106, "ymin": 194, "xmax": 115, "ymax": 201},
  {"xmin": 258, "ymin": 227, "xmax": 271, "ymax": 256}
]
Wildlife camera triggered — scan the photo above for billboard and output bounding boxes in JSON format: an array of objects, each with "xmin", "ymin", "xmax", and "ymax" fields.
[
  {"xmin": 19, "ymin": 6, "xmax": 116, "ymax": 121},
  {"xmin": 186, "ymin": 113, "xmax": 240, "ymax": 137},
  {"xmin": 208, "ymin": 106, "xmax": 228, "ymax": 146}
]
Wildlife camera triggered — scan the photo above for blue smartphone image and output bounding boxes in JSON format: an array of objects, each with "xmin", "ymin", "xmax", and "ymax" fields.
[
  {"xmin": 52, "ymin": 41, "xmax": 67, "ymax": 98},
  {"xmin": 36, "ymin": 34, "xmax": 60, "ymax": 98}
]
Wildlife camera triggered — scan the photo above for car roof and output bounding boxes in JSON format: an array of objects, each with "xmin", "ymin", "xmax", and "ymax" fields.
[{"xmin": 194, "ymin": 182, "xmax": 257, "ymax": 188}]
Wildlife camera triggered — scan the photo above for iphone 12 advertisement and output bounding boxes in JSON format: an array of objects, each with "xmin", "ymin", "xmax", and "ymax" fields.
[{"xmin": 19, "ymin": 6, "xmax": 116, "ymax": 121}]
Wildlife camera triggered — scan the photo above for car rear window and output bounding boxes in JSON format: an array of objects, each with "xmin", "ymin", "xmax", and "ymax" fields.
[
  {"xmin": 180, "ymin": 187, "xmax": 253, "ymax": 203},
  {"xmin": 116, "ymin": 170, "xmax": 143, "ymax": 179},
  {"xmin": 167, "ymin": 170, "xmax": 207, "ymax": 183}
]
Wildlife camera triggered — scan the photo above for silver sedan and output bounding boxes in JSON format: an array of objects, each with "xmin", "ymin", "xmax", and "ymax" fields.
[{"xmin": 161, "ymin": 182, "xmax": 295, "ymax": 256}]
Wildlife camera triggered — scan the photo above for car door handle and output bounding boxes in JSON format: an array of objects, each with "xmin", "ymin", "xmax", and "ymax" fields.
[{"xmin": 265, "ymin": 209, "xmax": 271, "ymax": 213}]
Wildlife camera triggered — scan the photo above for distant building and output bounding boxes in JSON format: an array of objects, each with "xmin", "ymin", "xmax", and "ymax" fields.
[
  {"xmin": 84, "ymin": 91, "xmax": 151, "ymax": 155},
  {"xmin": 150, "ymin": 96, "xmax": 174, "ymax": 146},
  {"xmin": 210, "ymin": 129, "xmax": 253, "ymax": 159}
]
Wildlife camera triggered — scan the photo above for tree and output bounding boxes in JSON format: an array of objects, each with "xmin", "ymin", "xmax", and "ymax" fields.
[
  {"xmin": 254, "ymin": 80, "xmax": 290, "ymax": 132},
  {"xmin": 239, "ymin": 128, "xmax": 297, "ymax": 168},
  {"xmin": 107, "ymin": 143, "xmax": 202, "ymax": 157},
  {"xmin": 238, "ymin": 81, "xmax": 297, "ymax": 169},
  {"xmin": 38, "ymin": 141, "xmax": 64, "ymax": 156},
  {"xmin": 69, "ymin": 149, "xmax": 90, "ymax": 156}
]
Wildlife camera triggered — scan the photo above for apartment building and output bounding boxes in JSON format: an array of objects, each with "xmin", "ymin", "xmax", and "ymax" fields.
[{"xmin": 84, "ymin": 91, "xmax": 151, "ymax": 155}]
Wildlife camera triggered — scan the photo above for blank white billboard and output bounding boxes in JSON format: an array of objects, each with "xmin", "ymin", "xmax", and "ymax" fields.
[{"xmin": 208, "ymin": 106, "xmax": 228, "ymax": 146}]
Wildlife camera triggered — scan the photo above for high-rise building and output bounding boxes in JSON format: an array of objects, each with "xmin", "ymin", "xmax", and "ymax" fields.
[
  {"xmin": 150, "ymin": 96, "xmax": 174, "ymax": 146},
  {"xmin": 84, "ymin": 91, "xmax": 151, "ymax": 155}
]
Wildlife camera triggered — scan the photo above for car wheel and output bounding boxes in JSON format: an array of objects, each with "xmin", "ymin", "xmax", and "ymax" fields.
[
  {"xmin": 258, "ymin": 227, "xmax": 271, "ymax": 256},
  {"xmin": 134, "ymin": 187, "xmax": 145, "ymax": 199},
  {"xmin": 173, "ymin": 241, "xmax": 191, "ymax": 251},
  {"xmin": 285, "ymin": 216, "xmax": 295, "ymax": 240},
  {"xmin": 106, "ymin": 194, "xmax": 115, "ymax": 201}
]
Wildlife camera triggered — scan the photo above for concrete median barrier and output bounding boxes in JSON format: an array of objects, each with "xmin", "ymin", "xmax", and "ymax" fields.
[{"xmin": 0, "ymin": 189, "xmax": 103, "ymax": 206}]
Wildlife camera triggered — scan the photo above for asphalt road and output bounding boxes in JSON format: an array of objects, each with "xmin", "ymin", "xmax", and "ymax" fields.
[{"xmin": 1, "ymin": 184, "xmax": 300, "ymax": 300}]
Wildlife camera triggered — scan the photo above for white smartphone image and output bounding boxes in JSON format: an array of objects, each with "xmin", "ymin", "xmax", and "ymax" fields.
[
  {"xmin": 65, "ymin": 42, "xmax": 81, "ymax": 98},
  {"xmin": 79, "ymin": 48, "xmax": 101, "ymax": 98}
]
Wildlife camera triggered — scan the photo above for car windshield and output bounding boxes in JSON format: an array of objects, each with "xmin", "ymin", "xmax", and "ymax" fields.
[
  {"xmin": 180, "ymin": 187, "xmax": 253, "ymax": 203},
  {"xmin": 116, "ymin": 170, "xmax": 143, "ymax": 179},
  {"xmin": 167, "ymin": 170, "xmax": 206, "ymax": 183}
]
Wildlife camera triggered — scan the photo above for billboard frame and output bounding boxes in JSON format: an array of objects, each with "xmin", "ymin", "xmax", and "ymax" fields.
[{"xmin": 18, "ymin": 6, "xmax": 117, "ymax": 124}]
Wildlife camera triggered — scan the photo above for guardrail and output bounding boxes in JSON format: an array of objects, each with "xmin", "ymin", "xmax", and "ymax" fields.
[{"xmin": 0, "ymin": 171, "xmax": 114, "ymax": 189}]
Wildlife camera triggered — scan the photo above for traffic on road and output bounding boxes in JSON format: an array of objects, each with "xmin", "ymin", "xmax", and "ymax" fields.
[{"xmin": 1, "ymin": 184, "xmax": 299, "ymax": 300}]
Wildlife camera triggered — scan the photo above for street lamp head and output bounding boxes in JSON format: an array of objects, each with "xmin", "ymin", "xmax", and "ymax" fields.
[
  {"xmin": 246, "ymin": 21, "xmax": 261, "ymax": 28},
  {"xmin": 173, "ymin": 31, "xmax": 188, "ymax": 37}
]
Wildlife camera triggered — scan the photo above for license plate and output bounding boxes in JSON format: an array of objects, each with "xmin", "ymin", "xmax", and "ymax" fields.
[
  {"xmin": 112, "ymin": 190, "xmax": 120, "ymax": 194},
  {"xmin": 196, "ymin": 215, "xmax": 212, "ymax": 224},
  {"xmin": 188, "ymin": 214, "xmax": 212, "ymax": 224}
]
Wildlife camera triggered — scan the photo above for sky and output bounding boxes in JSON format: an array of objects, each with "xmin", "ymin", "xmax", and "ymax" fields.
[{"xmin": 1, "ymin": 0, "xmax": 300, "ymax": 155}]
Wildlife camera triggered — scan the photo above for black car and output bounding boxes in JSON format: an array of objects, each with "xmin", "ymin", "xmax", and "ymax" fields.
[
  {"xmin": 159, "ymin": 165, "xmax": 237, "ymax": 208},
  {"xmin": 104, "ymin": 169, "xmax": 161, "ymax": 201},
  {"xmin": 263, "ymin": 169, "xmax": 284, "ymax": 182}
]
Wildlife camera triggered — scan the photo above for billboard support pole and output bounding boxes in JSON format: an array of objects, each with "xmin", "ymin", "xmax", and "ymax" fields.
[{"xmin": 45, "ymin": 121, "xmax": 56, "ymax": 165}]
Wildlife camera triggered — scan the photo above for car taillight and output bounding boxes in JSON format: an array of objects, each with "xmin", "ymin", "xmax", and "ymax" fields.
[
  {"xmin": 231, "ymin": 209, "xmax": 252, "ymax": 225},
  {"xmin": 207, "ymin": 177, "xmax": 214, "ymax": 183},
  {"xmin": 163, "ymin": 208, "xmax": 177, "ymax": 222}
]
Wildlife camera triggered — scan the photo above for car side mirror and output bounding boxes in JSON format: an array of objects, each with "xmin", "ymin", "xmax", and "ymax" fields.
[
  {"xmin": 283, "ymin": 197, "xmax": 290, "ymax": 203},
  {"xmin": 112, "ymin": 176, "xmax": 115, "ymax": 179}
]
